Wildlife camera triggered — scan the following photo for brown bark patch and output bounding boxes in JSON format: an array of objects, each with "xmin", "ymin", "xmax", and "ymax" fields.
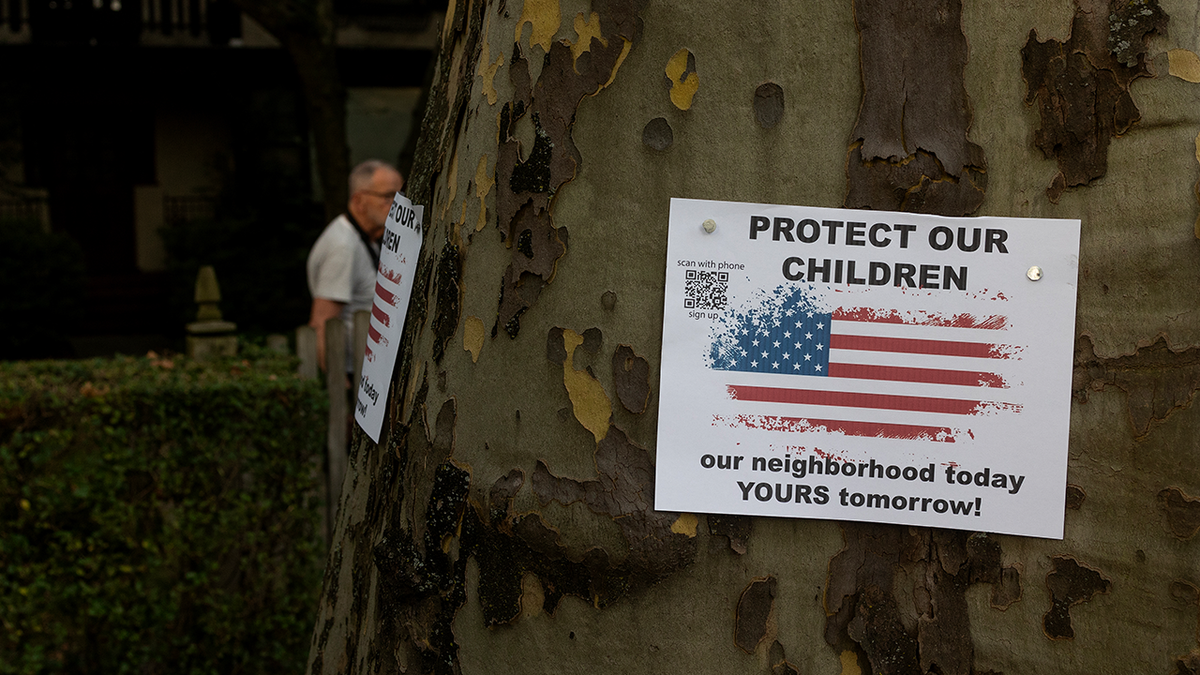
[
  {"xmin": 1158, "ymin": 488, "xmax": 1200, "ymax": 539},
  {"xmin": 754, "ymin": 83, "xmax": 785, "ymax": 130},
  {"xmin": 991, "ymin": 566, "xmax": 1023, "ymax": 610},
  {"xmin": 642, "ymin": 117, "xmax": 674, "ymax": 151},
  {"xmin": 918, "ymin": 562, "xmax": 971, "ymax": 675},
  {"xmin": 1021, "ymin": 0, "xmax": 1167, "ymax": 202},
  {"xmin": 488, "ymin": 468, "xmax": 524, "ymax": 524},
  {"xmin": 1172, "ymin": 650, "xmax": 1200, "ymax": 675},
  {"xmin": 768, "ymin": 640, "xmax": 801, "ymax": 675},
  {"xmin": 512, "ymin": 513, "xmax": 565, "ymax": 560},
  {"xmin": 1065, "ymin": 484, "xmax": 1086, "ymax": 510},
  {"xmin": 1043, "ymin": 555, "xmax": 1112, "ymax": 640},
  {"xmin": 1073, "ymin": 335, "xmax": 1200, "ymax": 439},
  {"xmin": 844, "ymin": 0, "xmax": 986, "ymax": 216},
  {"xmin": 431, "ymin": 241, "xmax": 462, "ymax": 364},
  {"xmin": 612, "ymin": 344, "xmax": 651, "ymax": 414},
  {"xmin": 824, "ymin": 524, "xmax": 922, "ymax": 672},
  {"xmin": 1170, "ymin": 580, "xmax": 1200, "ymax": 645},
  {"xmin": 965, "ymin": 533, "xmax": 1023, "ymax": 609},
  {"xmin": 707, "ymin": 513, "xmax": 753, "ymax": 555},
  {"xmin": 735, "ymin": 576, "xmax": 777, "ymax": 653},
  {"xmin": 848, "ymin": 585, "xmax": 922, "ymax": 675},
  {"xmin": 496, "ymin": 200, "xmax": 567, "ymax": 338},
  {"xmin": 546, "ymin": 326, "xmax": 567, "ymax": 363},
  {"xmin": 832, "ymin": 3, "xmax": 1001, "ymax": 669}
]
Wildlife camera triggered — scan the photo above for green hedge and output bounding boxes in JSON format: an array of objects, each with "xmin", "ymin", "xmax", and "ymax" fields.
[{"xmin": 0, "ymin": 350, "xmax": 327, "ymax": 675}]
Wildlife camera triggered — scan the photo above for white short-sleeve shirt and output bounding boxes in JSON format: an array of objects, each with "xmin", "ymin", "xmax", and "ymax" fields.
[{"xmin": 306, "ymin": 214, "xmax": 379, "ymax": 370}]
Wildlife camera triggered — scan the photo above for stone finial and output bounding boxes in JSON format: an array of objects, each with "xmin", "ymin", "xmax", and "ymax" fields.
[
  {"xmin": 187, "ymin": 265, "xmax": 237, "ymax": 360},
  {"xmin": 194, "ymin": 265, "xmax": 223, "ymax": 321}
]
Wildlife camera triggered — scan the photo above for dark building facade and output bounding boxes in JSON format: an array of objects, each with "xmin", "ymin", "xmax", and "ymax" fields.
[{"xmin": 0, "ymin": 0, "xmax": 436, "ymax": 354}]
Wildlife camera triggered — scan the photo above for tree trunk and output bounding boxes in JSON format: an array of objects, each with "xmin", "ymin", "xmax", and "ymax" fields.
[
  {"xmin": 231, "ymin": 0, "xmax": 349, "ymax": 220},
  {"xmin": 288, "ymin": 37, "xmax": 350, "ymax": 222},
  {"xmin": 307, "ymin": 1, "xmax": 1200, "ymax": 674}
]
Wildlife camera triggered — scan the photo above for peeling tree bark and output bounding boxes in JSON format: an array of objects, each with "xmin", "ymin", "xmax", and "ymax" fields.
[
  {"xmin": 306, "ymin": 2, "xmax": 1200, "ymax": 674},
  {"xmin": 1020, "ymin": 0, "xmax": 1167, "ymax": 202}
]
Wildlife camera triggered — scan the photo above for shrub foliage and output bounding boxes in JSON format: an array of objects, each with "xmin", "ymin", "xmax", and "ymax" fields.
[{"xmin": 0, "ymin": 352, "xmax": 326, "ymax": 674}]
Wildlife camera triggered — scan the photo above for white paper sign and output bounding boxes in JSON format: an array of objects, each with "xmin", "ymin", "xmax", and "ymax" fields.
[
  {"xmin": 655, "ymin": 198, "xmax": 1080, "ymax": 539},
  {"xmin": 355, "ymin": 194, "xmax": 424, "ymax": 443}
]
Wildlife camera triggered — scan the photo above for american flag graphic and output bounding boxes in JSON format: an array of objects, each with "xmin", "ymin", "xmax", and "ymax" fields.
[
  {"xmin": 708, "ymin": 285, "xmax": 1022, "ymax": 443},
  {"xmin": 365, "ymin": 263, "xmax": 405, "ymax": 363}
]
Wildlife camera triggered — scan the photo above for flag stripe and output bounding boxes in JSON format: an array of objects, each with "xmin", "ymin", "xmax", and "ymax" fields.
[
  {"xmin": 380, "ymin": 266, "xmax": 403, "ymax": 285},
  {"xmin": 375, "ymin": 282, "xmax": 397, "ymax": 307},
  {"xmin": 368, "ymin": 324, "xmax": 383, "ymax": 344},
  {"xmin": 371, "ymin": 302, "xmax": 390, "ymax": 327},
  {"xmin": 717, "ymin": 413, "xmax": 958, "ymax": 442},
  {"xmin": 830, "ymin": 333, "xmax": 1013, "ymax": 359},
  {"xmin": 728, "ymin": 384, "xmax": 1013, "ymax": 415},
  {"xmin": 832, "ymin": 307, "xmax": 1007, "ymax": 330},
  {"xmin": 827, "ymin": 362, "xmax": 1007, "ymax": 388}
]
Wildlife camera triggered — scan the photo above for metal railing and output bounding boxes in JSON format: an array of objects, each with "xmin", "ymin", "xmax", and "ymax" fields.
[
  {"xmin": 0, "ymin": 0, "xmax": 241, "ymax": 44},
  {"xmin": 164, "ymin": 194, "xmax": 218, "ymax": 227},
  {"xmin": 0, "ymin": 197, "xmax": 50, "ymax": 231}
]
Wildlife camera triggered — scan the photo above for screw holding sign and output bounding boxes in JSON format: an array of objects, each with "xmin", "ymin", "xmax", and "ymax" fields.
[
  {"xmin": 702, "ymin": 219, "xmax": 717, "ymax": 234},
  {"xmin": 1027, "ymin": 266, "xmax": 1043, "ymax": 281}
]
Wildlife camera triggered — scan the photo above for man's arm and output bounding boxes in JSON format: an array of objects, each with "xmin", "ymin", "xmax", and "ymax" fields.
[{"xmin": 309, "ymin": 297, "xmax": 345, "ymax": 372}]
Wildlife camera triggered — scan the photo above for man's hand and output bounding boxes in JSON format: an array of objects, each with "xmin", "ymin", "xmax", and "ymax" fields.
[{"xmin": 309, "ymin": 298, "xmax": 345, "ymax": 372}]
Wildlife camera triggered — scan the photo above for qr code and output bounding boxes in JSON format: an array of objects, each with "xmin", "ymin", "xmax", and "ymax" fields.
[{"xmin": 684, "ymin": 270, "xmax": 729, "ymax": 310}]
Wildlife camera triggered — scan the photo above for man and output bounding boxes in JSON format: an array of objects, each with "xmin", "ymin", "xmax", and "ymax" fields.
[{"xmin": 307, "ymin": 160, "xmax": 404, "ymax": 372}]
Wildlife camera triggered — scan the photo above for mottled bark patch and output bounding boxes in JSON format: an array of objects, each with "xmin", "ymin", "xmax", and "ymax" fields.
[
  {"xmin": 825, "ymin": 525, "xmax": 1018, "ymax": 674},
  {"xmin": 532, "ymin": 426, "xmax": 695, "ymax": 580},
  {"xmin": 547, "ymin": 327, "xmax": 613, "ymax": 441},
  {"xmin": 372, "ymin": 461, "xmax": 471, "ymax": 674},
  {"xmin": 844, "ymin": 0, "xmax": 986, "ymax": 215},
  {"xmin": 437, "ymin": 423, "xmax": 695, "ymax": 628},
  {"xmin": 1043, "ymin": 555, "xmax": 1112, "ymax": 640},
  {"xmin": 612, "ymin": 344, "xmax": 651, "ymax": 414},
  {"xmin": 494, "ymin": 0, "xmax": 647, "ymax": 338},
  {"xmin": 1073, "ymin": 335, "xmax": 1200, "ymax": 438},
  {"xmin": 707, "ymin": 513, "xmax": 753, "ymax": 555},
  {"xmin": 735, "ymin": 576, "xmax": 777, "ymax": 653},
  {"xmin": 1021, "ymin": 0, "xmax": 1168, "ymax": 202},
  {"xmin": 1158, "ymin": 488, "xmax": 1200, "ymax": 539}
]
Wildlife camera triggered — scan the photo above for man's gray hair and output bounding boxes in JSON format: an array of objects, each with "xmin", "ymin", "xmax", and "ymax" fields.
[{"xmin": 349, "ymin": 160, "xmax": 398, "ymax": 194}]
